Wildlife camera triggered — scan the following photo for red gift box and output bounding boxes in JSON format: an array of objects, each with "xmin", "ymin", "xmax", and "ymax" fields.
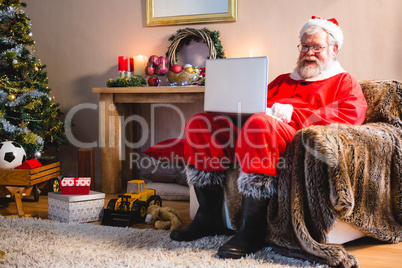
[
  {"xmin": 16, "ymin": 159, "xmax": 42, "ymax": 169},
  {"xmin": 61, "ymin": 177, "xmax": 91, "ymax": 195}
]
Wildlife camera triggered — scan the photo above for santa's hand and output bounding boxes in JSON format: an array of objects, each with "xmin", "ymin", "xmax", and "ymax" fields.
[
  {"xmin": 271, "ymin": 103, "xmax": 293, "ymax": 123},
  {"xmin": 265, "ymin": 107, "xmax": 283, "ymax": 122}
]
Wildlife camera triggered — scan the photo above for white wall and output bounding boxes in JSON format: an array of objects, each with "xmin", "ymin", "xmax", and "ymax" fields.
[{"xmin": 24, "ymin": 0, "xmax": 402, "ymax": 190}]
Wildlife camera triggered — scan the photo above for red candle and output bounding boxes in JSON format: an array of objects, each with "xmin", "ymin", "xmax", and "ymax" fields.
[
  {"xmin": 129, "ymin": 57, "xmax": 134, "ymax": 73},
  {"xmin": 118, "ymin": 56, "xmax": 128, "ymax": 72}
]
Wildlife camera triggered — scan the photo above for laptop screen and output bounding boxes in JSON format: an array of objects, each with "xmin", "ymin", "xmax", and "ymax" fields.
[{"xmin": 204, "ymin": 57, "xmax": 269, "ymax": 115}]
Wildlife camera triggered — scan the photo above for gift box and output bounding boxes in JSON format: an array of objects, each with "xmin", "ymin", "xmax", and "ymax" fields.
[
  {"xmin": 60, "ymin": 177, "xmax": 91, "ymax": 195},
  {"xmin": 48, "ymin": 191, "xmax": 105, "ymax": 223},
  {"xmin": 16, "ymin": 158, "xmax": 42, "ymax": 169}
]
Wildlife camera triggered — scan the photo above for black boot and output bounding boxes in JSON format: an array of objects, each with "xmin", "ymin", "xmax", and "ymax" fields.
[
  {"xmin": 217, "ymin": 195, "xmax": 268, "ymax": 259},
  {"xmin": 170, "ymin": 184, "xmax": 225, "ymax": 241}
]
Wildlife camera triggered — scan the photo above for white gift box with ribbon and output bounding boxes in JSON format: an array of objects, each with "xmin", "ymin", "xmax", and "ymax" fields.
[{"xmin": 48, "ymin": 191, "xmax": 105, "ymax": 223}]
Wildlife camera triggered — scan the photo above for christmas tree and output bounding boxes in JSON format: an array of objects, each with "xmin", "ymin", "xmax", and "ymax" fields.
[{"xmin": 0, "ymin": 0, "xmax": 66, "ymax": 158}]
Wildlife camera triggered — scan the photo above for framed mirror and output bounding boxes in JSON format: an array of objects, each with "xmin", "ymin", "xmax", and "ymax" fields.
[{"xmin": 146, "ymin": 0, "xmax": 237, "ymax": 27}]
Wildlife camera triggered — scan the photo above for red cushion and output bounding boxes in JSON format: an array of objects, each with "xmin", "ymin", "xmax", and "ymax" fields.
[{"xmin": 143, "ymin": 138, "xmax": 185, "ymax": 163}]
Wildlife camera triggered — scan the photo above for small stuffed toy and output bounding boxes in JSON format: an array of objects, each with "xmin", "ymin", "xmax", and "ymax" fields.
[{"xmin": 145, "ymin": 201, "xmax": 182, "ymax": 231}]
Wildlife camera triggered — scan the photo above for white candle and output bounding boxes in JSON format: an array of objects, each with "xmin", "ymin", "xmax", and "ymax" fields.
[{"xmin": 133, "ymin": 55, "xmax": 148, "ymax": 76}]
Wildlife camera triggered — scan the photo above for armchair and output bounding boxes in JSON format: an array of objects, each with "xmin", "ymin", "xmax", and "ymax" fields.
[
  {"xmin": 148, "ymin": 79, "xmax": 401, "ymax": 266},
  {"xmin": 221, "ymin": 80, "xmax": 402, "ymax": 267}
]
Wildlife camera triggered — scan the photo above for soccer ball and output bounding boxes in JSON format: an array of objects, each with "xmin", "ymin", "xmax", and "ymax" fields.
[{"xmin": 0, "ymin": 141, "xmax": 27, "ymax": 169}]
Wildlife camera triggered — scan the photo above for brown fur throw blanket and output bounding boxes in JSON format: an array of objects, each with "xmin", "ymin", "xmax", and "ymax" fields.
[{"xmin": 224, "ymin": 80, "xmax": 402, "ymax": 267}]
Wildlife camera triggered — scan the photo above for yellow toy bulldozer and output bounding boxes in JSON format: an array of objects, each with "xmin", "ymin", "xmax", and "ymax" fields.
[{"xmin": 102, "ymin": 180, "xmax": 162, "ymax": 227}]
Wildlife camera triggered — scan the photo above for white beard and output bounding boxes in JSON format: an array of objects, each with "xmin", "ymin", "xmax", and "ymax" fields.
[
  {"xmin": 299, "ymin": 64, "xmax": 321, "ymax": 79},
  {"xmin": 297, "ymin": 55, "xmax": 335, "ymax": 79},
  {"xmin": 290, "ymin": 60, "xmax": 346, "ymax": 82}
]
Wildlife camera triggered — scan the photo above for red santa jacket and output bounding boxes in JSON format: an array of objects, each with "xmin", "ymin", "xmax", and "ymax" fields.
[{"xmin": 267, "ymin": 66, "xmax": 367, "ymax": 130}]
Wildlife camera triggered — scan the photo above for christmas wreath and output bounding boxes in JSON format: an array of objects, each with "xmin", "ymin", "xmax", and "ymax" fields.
[{"xmin": 166, "ymin": 28, "xmax": 225, "ymax": 66}]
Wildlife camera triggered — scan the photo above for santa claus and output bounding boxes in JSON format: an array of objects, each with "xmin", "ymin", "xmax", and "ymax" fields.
[{"xmin": 170, "ymin": 16, "xmax": 368, "ymax": 259}]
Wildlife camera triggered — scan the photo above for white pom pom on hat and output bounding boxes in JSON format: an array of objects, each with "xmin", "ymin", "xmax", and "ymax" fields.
[{"xmin": 300, "ymin": 16, "xmax": 344, "ymax": 49}]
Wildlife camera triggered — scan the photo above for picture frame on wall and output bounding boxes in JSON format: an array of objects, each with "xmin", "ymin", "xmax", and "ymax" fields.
[{"xmin": 146, "ymin": 0, "xmax": 237, "ymax": 27}]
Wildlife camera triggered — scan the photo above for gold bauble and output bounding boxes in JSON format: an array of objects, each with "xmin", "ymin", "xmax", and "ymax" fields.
[{"xmin": 7, "ymin": 94, "xmax": 16, "ymax": 102}]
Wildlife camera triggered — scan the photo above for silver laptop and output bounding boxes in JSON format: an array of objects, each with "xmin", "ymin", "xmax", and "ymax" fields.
[{"xmin": 204, "ymin": 57, "xmax": 268, "ymax": 115}]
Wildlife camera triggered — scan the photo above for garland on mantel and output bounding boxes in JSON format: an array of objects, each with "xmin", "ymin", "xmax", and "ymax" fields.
[
  {"xmin": 166, "ymin": 28, "xmax": 225, "ymax": 66},
  {"xmin": 106, "ymin": 76, "xmax": 146, "ymax": 87}
]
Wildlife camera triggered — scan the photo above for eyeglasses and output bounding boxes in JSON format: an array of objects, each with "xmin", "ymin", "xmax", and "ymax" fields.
[{"xmin": 297, "ymin": 44, "xmax": 329, "ymax": 53}]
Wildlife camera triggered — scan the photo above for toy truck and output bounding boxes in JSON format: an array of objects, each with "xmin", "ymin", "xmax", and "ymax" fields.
[{"xmin": 101, "ymin": 180, "xmax": 162, "ymax": 227}]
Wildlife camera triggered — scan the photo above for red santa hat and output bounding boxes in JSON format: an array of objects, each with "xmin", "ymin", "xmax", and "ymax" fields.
[{"xmin": 300, "ymin": 16, "xmax": 344, "ymax": 49}]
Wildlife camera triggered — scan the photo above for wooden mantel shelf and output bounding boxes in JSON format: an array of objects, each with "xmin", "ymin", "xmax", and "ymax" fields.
[{"xmin": 93, "ymin": 86, "xmax": 205, "ymax": 104}]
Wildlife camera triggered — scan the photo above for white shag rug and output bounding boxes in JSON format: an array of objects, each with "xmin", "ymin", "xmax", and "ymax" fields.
[{"xmin": 0, "ymin": 216, "xmax": 327, "ymax": 268}]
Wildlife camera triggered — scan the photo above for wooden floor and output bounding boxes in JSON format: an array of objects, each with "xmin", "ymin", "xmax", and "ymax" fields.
[{"xmin": 0, "ymin": 194, "xmax": 401, "ymax": 267}]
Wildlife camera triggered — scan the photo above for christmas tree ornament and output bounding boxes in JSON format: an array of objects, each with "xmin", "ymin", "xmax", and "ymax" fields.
[
  {"xmin": 7, "ymin": 93, "xmax": 16, "ymax": 102},
  {"xmin": 34, "ymin": 151, "xmax": 42, "ymax": 159}
]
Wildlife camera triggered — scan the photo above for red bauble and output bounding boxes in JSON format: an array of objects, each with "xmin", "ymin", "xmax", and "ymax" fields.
[
  {"xmin": 155, "ymin": 64, "xmax": 168, "ymax": 75},
  {"xmin": 148, "ymin": 55, "xmax": 160, "ymax": 66},
  {"xmin": 145, "ymin": 66, "xmax": 155, "ymax": 76},
  {"xmin": 170, "ymin": 64, "xmax": 183, "ymax": 73},
  {"xmin": 148, "ymin": 76, "xmax": 160, "ymax": 86}
]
